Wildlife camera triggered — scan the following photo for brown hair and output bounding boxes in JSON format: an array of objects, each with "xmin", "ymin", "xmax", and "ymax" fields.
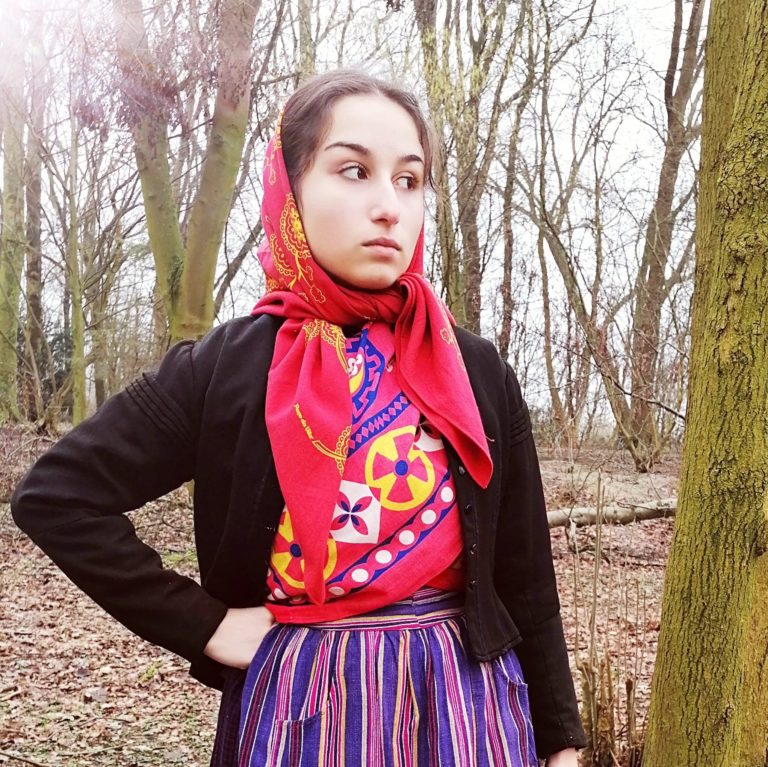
[{"xmin": 280, "ymin": 69, "xmax": 438, "ymax": 195}]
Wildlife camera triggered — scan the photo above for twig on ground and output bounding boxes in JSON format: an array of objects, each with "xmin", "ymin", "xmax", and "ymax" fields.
[{"xmin": 0, "ymin": 751, "xmax": 51, "ymax": 767}]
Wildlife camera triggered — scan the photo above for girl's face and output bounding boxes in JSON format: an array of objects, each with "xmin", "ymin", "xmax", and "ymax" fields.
[{"xmin": 295, "ymin": 94, "xmax": 426, "ymax": 291}]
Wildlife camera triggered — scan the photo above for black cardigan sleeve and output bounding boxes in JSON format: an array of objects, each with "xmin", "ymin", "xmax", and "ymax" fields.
[
  {"xmin": 10, "ymin": 340, "xmax": 229, "ymax": 664},
  {"xmin": 494, "ymin": 362, "xmax": 587, "ymax": 758}
]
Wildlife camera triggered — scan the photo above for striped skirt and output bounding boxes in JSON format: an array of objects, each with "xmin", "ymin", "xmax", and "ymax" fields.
[{"xmin": 210, "ymin": 586, "xmax": 539, "ymax": 766}]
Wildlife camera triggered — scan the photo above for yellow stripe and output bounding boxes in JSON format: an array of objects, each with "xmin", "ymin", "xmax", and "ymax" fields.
[{"xmin": 392, "ymin": 635, "xmax": 408, "ymax": 766}]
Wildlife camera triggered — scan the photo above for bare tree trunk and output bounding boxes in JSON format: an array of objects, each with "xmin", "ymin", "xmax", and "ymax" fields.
[
  {"xmin": 297, "ymin": 0, "xmax": 315, "ymax": 81},
  {"xmin": 643, "ymin": 0, "xmax": 768, "ymax": 762},
  {"xmin": 92, "ymin": 325, "xmax": 108, "ymax": 408},
  {"xmin": 151, "ymin": 277, "xmax": 169, "ymax": 359},
  {"xmin": 413, "ymin": 0, "xmax": 462, "ymax": 319},
  {"xmin": 114, "ymin": 0, "xmax": 260, "ymax": 343},
  {"xmin": 539, "ymin": 225, "xmax": 635, "ymax": 448},
  {"xmin": 498, "ymin": 0, "xmax": 535, "ymax": 358},
  {"xmin": 24, "ymin": 28, "xmax": 47, "ymax": 422},
  {"xmin": 176, "ymin": 0, "xmax": 259, "ymax": 341},
  {"xmin": 738, "ymin": 547, "xmax": 768, "ymax": 765},
  {"xmin": 526, "ymin": 0, "xmax": 694, "ymax": 471},
  {"xmin": 0, "ymin": 2, "xmax": 25, "ymax": 422},
  {"xmin": 67, "ymin": 116, "xmax": 86, "ymax": 424},
  {"xmin": 414, "ymin": 0, "xmax": 520, "ymax": 333},
  {"xmin": 113, "ymin": 0, "xmax": 185, "ymax": 330},
  {"xmin": 90, "ymin": 223, "xmax": 126, "ymax": 408},
  {"xmin": 537, "ymin": 231, "xmax": 571, "ymax": 446}
]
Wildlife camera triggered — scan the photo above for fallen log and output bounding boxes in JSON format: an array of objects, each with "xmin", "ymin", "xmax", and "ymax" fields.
[{"xmin": 547, "ymin": 498, "xmax": 677, "ymax": 528}]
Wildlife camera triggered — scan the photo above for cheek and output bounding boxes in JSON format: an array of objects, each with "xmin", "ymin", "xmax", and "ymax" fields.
[
  {"xmin": 304, "ymin": 192, "xmax": 350, "ymax": 243},
  {"xmin": 406, "ymin": 206, "xmax": 424, "ymax": 244}
]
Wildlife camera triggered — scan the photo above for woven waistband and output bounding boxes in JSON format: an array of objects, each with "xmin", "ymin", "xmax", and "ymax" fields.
[{"xmin": 298, "ymin": 586, "xmax": 464, "ymax": 631}]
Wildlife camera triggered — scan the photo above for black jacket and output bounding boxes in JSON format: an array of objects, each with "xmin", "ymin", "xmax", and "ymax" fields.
[{"xmin": 11, "ymin": 313, "xmax": 587, "ymax": 758}]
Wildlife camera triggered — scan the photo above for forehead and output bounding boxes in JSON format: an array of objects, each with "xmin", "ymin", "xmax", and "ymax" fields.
[{"xmin": 323, "ymin": 94, "xmax": 423, "ymax": 158}]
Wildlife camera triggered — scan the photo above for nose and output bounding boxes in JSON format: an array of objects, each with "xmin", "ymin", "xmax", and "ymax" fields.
[{"xmin": 369, "ymin": 177, "xmax": 400, "ymax": 225}]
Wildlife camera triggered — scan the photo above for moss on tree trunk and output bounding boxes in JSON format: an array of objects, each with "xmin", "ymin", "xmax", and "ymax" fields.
[{"xmin": 643, "ymin": 0, "xmax": 768, "ymax": 763}]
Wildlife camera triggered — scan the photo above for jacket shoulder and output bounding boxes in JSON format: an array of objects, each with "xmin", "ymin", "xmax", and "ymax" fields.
[
  {"xmin": 195, "ymin": 313, "xmax": 283, "ymax": 353},
  {"xmin": 188, "ymin": 314, "xmax": 283, "ymax": 375},
  {"xmin": 140, "ymin": 314, "xmax": 283, "ymax": 419},
  {"xmin": 453, "ymin": 325, "xmax": 506, "ymax": 379}
]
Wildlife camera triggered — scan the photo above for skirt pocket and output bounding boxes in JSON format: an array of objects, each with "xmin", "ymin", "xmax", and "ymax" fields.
[
  {"xmin": 494, "ymin": 646, "xmax": 527, "ymax": 687},
  {"xmin": 491, "ymin": 648, "xmax": 540, "ymax": 767},
  {"xmin": 238, "ymin": 627, "xmax": 338, "ymax": 766},
  {"xmin": 272, "ymin": 627, "xmax": 336, "ymax": 723}
]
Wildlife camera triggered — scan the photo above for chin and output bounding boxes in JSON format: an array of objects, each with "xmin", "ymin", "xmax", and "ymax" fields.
[
  {"xmin": 336, "ymin": 271, "xmax": 402, "ymax": 291},
  {"xmin": 362, "ymin": 277, "xmax": 398, "ymax": 290}
]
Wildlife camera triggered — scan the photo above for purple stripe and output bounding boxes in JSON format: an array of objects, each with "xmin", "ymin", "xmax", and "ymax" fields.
[{"xmin": 212, "ymin": 588, "xmax": 538, "ymax": 766}]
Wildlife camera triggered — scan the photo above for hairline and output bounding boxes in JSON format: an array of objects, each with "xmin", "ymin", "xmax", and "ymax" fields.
[{"xmin": 323, "ymin": 141, "xmax": 425, "ymax": 166}]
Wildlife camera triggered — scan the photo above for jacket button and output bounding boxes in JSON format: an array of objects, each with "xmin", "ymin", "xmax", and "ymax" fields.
[
  {"xmin": 463, "ymin": 503, "xmax": 473, "ymax": 514},
  {"xmin": 468, "ymin": 579, "xmax": 476, "ymax": 590},
  {"xmin": 468, "ymin": 543, "xmax": 477, "ymax": 555},
  {"xmin": 457, "ymin": 465, "xmax": 466, "ymax": 475}
]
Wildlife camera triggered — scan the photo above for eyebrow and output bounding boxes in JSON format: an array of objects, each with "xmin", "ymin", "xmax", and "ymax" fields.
[{"xmin": 324, "ymin": 141, "xmax": 424, "ymax": 166}]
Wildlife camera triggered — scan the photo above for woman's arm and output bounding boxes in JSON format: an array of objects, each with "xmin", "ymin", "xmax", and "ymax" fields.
[
  {"xmin": 11, "ymin": 339, "xmax": 229, "ymax": 665},
  {"xmin": 494, "ymin": 362, "xmax": 587, "ymax": 760},
  {"xmin": 546, "ymin": 747, "xmax": 579, "ymax": 766}
]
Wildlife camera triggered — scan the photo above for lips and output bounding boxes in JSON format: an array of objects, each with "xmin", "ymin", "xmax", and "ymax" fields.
[{"xmin": 363, "ymin": 237, "xmax": 401, "ymax": 250}]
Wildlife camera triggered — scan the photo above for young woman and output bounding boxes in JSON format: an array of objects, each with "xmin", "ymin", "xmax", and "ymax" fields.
[{"xmin": 12, "ymin": 70, "xmax": 586, "ymax": 766}]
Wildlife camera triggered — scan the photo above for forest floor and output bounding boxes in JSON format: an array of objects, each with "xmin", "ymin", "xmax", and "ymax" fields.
[{"xmin": 0, "ymin": 424, "xmax": 680, "ymax": 766}]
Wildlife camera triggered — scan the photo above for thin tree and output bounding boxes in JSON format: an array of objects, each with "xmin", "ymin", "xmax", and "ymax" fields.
[
  {"xmin": 520, "ymin": 1, "xmax": 700, "ymax": 469},
  {"xmin": 629, "ymin": 0, "xmax": 705, "ymax": 469},
  {"xmin": 413, "ymin": 0, "xmax": 531, "ymax": 333},
  {"xmin": 0, "ymin": 0, "xmax": 25, "ymax": 422},
  {"xmin": 22, "ymin": 13, "xmax": 48, "ymax": 423}
]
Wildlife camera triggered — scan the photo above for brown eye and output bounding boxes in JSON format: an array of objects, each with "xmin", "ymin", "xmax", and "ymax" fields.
[{"xmin": 340, "ymin": 164, "xmax": 367, "ymax": 180}]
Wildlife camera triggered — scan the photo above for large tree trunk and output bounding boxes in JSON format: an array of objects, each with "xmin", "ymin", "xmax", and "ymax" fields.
[
  {"xmin": 643, "ymin": 0, "xmax": 768, "ymax": 763},
  {"xmin": 738, "ymin": 551, "xmax": 768, "ymax": 764},
  {"xmin": 113, "ymin": 0, "xmax": 185, "ymax": 334},
  {"xmin": 175, "ymin": 0, "xmax": 259, "ymax": 341},
  {"xmin": 114, "ymin": 0, "xmax": 259, "ymax": 343}
]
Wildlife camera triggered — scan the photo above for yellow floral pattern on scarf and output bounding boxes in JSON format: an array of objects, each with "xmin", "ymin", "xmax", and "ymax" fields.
[
  {"xmin": 270, "ymin": 194, "xmax": 326, "ymax": 304},
  {"xmin": 303, "ymin": 319, "xmax": 347, "ymax": 370}
]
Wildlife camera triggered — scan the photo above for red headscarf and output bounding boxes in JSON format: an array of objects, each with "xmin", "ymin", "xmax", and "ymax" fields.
[{"xmin": 251, "ymin": 110, "xmax": 492, "ymax": 604}]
